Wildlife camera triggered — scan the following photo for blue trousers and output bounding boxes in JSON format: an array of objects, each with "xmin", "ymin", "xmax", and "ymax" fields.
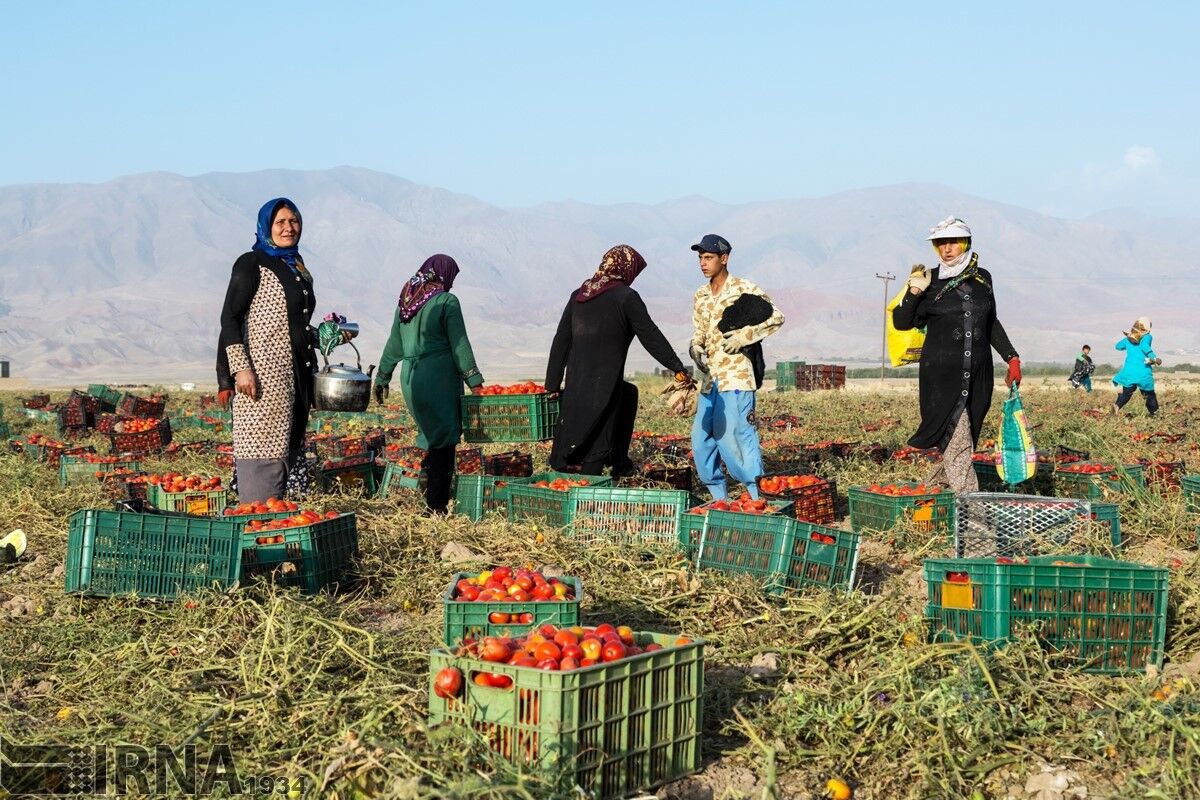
[{"xmin": 692, "ymin": 384, "xmax": 763, "ymax": 500}]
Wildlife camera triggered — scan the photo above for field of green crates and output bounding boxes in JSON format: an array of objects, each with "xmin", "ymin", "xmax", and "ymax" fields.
[{"xmin": 0, "ymin": 380, "xmax": 1198, "ymax": 800}]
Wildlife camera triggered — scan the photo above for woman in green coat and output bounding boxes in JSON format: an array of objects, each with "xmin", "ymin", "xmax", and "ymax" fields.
[{"xmin": 374, "ymin": 254, "xmax": 484, "ymax": 514}]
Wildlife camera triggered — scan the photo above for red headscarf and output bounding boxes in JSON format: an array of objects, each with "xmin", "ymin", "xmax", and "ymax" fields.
[{"xmin": 575, "ymin": 244, "xmax": 647, "ymax": 303}]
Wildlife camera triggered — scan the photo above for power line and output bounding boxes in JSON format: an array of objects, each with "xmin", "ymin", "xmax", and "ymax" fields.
[{"xmin": 874, "ymin": 272, "xmax": 896, "ymax": 382}]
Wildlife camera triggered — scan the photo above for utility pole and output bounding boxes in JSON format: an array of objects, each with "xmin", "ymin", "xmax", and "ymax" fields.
[{"xmin": 874, "ymin": 273, "xmax": 895, "ymax": 383}]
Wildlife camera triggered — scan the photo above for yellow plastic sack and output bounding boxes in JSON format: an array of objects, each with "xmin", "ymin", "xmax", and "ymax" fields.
[{"xmin": 885, "ymin": 287, "xmax": 925, "ymax": 367}]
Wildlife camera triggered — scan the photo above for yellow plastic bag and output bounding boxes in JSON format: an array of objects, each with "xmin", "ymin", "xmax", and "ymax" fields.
[{"xmin": 886, "ymin": 288, "xmax": 925, "ymax": 367}]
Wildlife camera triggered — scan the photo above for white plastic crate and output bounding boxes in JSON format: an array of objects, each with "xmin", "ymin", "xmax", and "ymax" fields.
[{"xmin": 954, "ymin": 492, "xmax": 1090, "ymax": 558}]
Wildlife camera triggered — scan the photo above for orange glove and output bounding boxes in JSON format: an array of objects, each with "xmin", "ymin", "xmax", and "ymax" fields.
[
  {"xmin": 217, "ymin": 389, "xmax": 234, "ymax": 408},
  {"xmin": 1005, "ymin": 357, "xmax": 1022, "ymax": 388}
]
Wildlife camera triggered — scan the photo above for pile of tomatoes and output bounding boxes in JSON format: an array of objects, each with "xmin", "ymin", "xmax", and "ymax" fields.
[
  {"xmin": 891, "ymin": 445, "xmax": 941, "ymax": 462},
  {"xmin": 1056, "ymin": 462, "xmax": 1114, "ymax": 474},
  {"xmin": 74, "ymin": 453, "xmax": 126, "ymax": 464},
  {"xmin": 758, "ymin": 473, "xmax": 826, "ymax": 496},
  {"xmin": 862, "ymin": 482, "xmax": 942, "ymax": 496},
  {"xmin": 531, "ymin": 477, "xmax": 591, "ymax": 491},
  {"xmin": 432, "ymin": 624, "xmax": 694, "ymax": 694},
  {"xmin": 243, "ymin": 509, "xmax": 341, "ymax": 544},
  {"xmin": 452, "ymin": 566, "xmax": 575, "ymax": 604},
  {"xmin": 113, "ymin": 417, "xmax": 161, "ymax": 433},
  {"xmin": 688, "ymin": 493, "xmax": 774, "ymax": 516},
  {"xmin": 24, "ymin": 433, "xmax": 65, "ymax": 448},
  {"xmin": 474, "ymin": 381, "xmax": 547, "ymax": 396},
  {"xmin": 224, "ymin": 497, "xmax": 300, "ymax": 516},
  {"xmin": 148, "ymin": 472, "xmax": 222, "ymax": 494}
]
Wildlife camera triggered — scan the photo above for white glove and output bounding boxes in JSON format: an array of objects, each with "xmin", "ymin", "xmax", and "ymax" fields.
[
  {"xmin": 907, "ymin": 264, "xmax": 931, "ymax": 294},
  {"xmin": 689, "ymin": 344, "xmax": 709, "ymax": 374},
  {"xmin": 720, "ymin": 327, "xmax": 756, "ymax": 355}
]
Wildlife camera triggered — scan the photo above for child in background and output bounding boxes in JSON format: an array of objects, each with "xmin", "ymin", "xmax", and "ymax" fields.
[
  {"xmin": 1069, "ymin": 344, "xmax": 1095, "ymax": 392},
  {"xmin": 1111, "ymin": 318, "xmax": 1161, "ymax": 416}
]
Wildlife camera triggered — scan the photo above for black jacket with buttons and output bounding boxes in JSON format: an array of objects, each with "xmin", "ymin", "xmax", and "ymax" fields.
[
  {"xmin": 892, "ymin": 264, "xmax": 1017, "ymax": 450},
  {"xmin": 216, "ymin": 250, "xmax": 318, "ymax": 422}
]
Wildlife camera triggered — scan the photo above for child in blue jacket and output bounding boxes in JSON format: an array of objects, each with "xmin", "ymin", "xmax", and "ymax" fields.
[{"xmin": 1111, "ymin": 317, "xmax": 1161, "ymax": 416}]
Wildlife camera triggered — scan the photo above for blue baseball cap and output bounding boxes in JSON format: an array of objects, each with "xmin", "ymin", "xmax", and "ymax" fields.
[{"xmin": 690, "ymin": 234, "xmax": 731, "ymax": 255}]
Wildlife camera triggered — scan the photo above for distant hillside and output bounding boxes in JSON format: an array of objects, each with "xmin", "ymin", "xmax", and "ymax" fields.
[{"xmin": 0, "ymin": 167, "xmax": 1194, "ymax": 383}]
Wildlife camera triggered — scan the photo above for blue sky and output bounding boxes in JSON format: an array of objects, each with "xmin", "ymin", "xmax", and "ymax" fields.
[{"xmin": 2, "ymin": 1, "xmax": 1196, "ymax": 216}]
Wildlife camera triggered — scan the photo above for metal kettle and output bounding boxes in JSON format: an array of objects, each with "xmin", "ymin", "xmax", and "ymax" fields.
[{"xmin": 313, "ymin": 341, "xmax": 375, "ymax": 412}]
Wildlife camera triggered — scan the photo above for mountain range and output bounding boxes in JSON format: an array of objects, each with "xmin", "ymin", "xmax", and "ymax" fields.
[{"xmin": 1, "ymin": 167, "xmax": 1194, "ymax": 384}]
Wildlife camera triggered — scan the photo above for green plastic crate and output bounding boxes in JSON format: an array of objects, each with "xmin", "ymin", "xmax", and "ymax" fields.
[
  {"xmin": 317, "ymin": 461, "xmax": 377, "ymax": 495},
  {"xmin": 698, "ymin": 510, "xmax": 859, "ymax": 593},
  {"xmin": 87, "ymin": 383, "xmax": 124, "ymax": 410},
  {"xmin": 64, "ymin": 509, "xmax": 242, "ymax": 599},
  {"xmin": 679, "ymin": 500, "xmax": 794, "ymax": 556},
  {"xmin": 148, "ymin": 484, "xmax": 229, "ymax": 516},
  {"xmin": 567, "ymin": 487, "xmax": 692, "ymax": 546},
  {"xmin": 774, "ymin": 360, "xmax": 802, "ymax": 391},
  {"xmin": 925, "ymin": 554, "xmax": 1168, "ymax": 674},
  {"xmin": 848, "ymin": 484, "xmax": 955, "ymax": 534},
  {"xmin": 1053, "ymin": 463, "xmax": 1146, "ymax": 501},
  {"xmin": 454, "ymin": 474, "xmax": 536, "ymax": 521},
  {"xmin": 441, "ymin": 572, "xmax": 583, "ymax": 646},
  {"xmin": 308, "ymin": 410, "xmax": 386, "ymax": 432},
  {"xmin": 1086, "ymin": 502, "xmax": 1123, "ymax": 549},
  {"xmin": 1183, "ymin": 474, "xmax": 1200, "ymax": 513},
  {"xmin": 59, "ymin": 455, "xmax": 142, "ymax": 486},
  {"xmin": 972, "ymin": 457, "xmax": 1055, "ymax": 496},
  {"xmin": 506, "ymin": 472, "xmax": 614, "ymax": 528},
  {"xmin": 377, "ymin": 460, "xmax": 421, "ymax": 497},
  {"xmin": 21, "ymin": 407, "xmax": 58, "ymax": 424},
  {"xmin": 427, "ymin": 631, "xmax": 703, "ymax": 799},
  {"xmin": 460, "ymin": 393, "xmax": 560, "ymax": 443},
  {"xmin": 239, "ymin": 512, "xmax": 358, "ymax": 594}
]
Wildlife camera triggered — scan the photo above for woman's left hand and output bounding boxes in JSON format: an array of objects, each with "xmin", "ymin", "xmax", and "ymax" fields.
[
  {"xmin": 470, "ymin": 385, "xmax": 484, "ymax": 396},
  {"xmin": 1005, "ymin": 357, "xmax": 1022, "ymax": 388}
]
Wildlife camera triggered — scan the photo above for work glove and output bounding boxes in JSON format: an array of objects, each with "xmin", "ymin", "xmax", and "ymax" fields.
[
  {"xmin": 720, "ymin": 327, "xmax": 756, "ymax": 355},
  {"xmin": 660, "ymin": 380, "xmax": 697, "ymax": 416},
  {"xmin": 1005, "ymin": 357, "xmax": 1022, "ymax": 388},
  {"xmin": 316, "ymin": 320, "xmax": 344, "ymax": 356},
  {"xmin": 689, "ymin": 344, "xmax": 709, "ymax": 374},
  {"xmin": 1146, "ymin": 357, "xmax": 1162, "ymax": 367},
  {"xmin": 907, "ymin": 264, "xmax": 931, "ymax": 294},
  {"xmin": 373, "ymin": 382, "xmax": 389, "ymax": 406},
  {"xmin": 217, "ymin": 389, "xmax": 234, "ymax": 409}
]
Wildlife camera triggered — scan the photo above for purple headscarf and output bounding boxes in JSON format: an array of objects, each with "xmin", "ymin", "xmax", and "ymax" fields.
[{"xmin": 398, "ymin": 254, "xmax": 460, "ymax": 322}]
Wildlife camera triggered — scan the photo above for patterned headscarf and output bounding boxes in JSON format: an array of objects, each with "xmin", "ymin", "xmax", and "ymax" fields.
[
  {"xmin": 576, "ymin": 244, "xmax": 647, "ymax": 303},
  {"xmin": 252, "ymin": 198, "xmax": 308, "ymax": 280},
  {"xmin": 398, "ymin": 254, "xmax": 460, "ymax": 323}
]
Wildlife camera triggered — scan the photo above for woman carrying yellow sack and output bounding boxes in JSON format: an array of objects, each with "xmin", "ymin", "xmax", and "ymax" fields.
[{"xmin": 892, "ymin": 216, "xmax": 1021, "ymax": 493}]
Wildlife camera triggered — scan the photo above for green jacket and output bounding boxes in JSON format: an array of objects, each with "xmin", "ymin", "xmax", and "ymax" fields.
[{"xmin": 376, "ymin": 293, "xmax": 484, "ymax": 449}]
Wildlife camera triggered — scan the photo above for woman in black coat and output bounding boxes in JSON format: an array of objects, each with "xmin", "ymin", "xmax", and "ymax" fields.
[
  {"xmin": 545, "ymin": 245, "xmax": 692, "ymax": 476},
  {"xmin": 892, "ymin": 217, "xmax": 1021, "ymax": 493}
]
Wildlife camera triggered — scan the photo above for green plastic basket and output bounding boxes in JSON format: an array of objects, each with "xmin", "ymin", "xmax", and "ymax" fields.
[
  {"xmin": 21, "ymin": 407, "xmax": 58, "ymax": 424},
  {"xmin": 1182, "ymin": 474, "xmax": 1200, "ymax": 513},
  {"xmin": 316, "ymin": 461, "xmax": 377, "ymax": 495},
  {"xmin": 1086, "ymin": 502, "xmax": 1123, "ymax": 549},
  {"xmin": 460, "ymin": 393, "xmax": 560, "ymax": 443},
  {"xmin": 1053, "ymin": 464, "xmax": 1146, "ymax": 501},
  {"xmin": 440, "ymin": 573, "xmax": 583, "ymax": 646},
  {"xmin": 147, "ymin": 484, "xmax": 229, "ymax": 516},
  {"xmin": 59, "ymin": 455, "xmax": 142, "ymax": 486},
  {"xmin": 679, "ymin": 500, "xmax": 794, "ymax": 556},
  {"xmin": 64, "ymin": 509, "xmax": 242, "ymax": 599},
  {"xmin": 848, "ymin": 484, "xmax": 955, "ymax": 535},
  {"xmin": 972, "ymin": 457, "xmax": 1055, "ymax": 496},
  {"xmin": 924, "ymin": 554, "xmax": 1168, "ymax": 674},
  {"xmin": 87, "ymin": 383, "xmax": 124, "ymax": 411},
  {"xmin": 239, "ymin": 512, "xmax": 358, "ymax": 595},
  {"xmin": 567, "ymin": 487, "xmax": 692, "ymax": 546},
  {"xmin": 428, "ymin": 631, "xmax": 703, "ymax": 799},
  {"xmin": 697, "ymin": 510, "xmax": 859, "ymax": 593},
  {"xmin": 454, "ymin": 474, "xmax": 536, "ymax": 521},
  {"xmin": 308, "ymin": 410, "xmax": 386, "ymax": 433},
  {"xmin": 377, "ymin": 460, "xmax": 421, "ymax": 497},
  {"xmin": 506, "ymin": 473, "xmax": 614, "ymax": 528}
]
